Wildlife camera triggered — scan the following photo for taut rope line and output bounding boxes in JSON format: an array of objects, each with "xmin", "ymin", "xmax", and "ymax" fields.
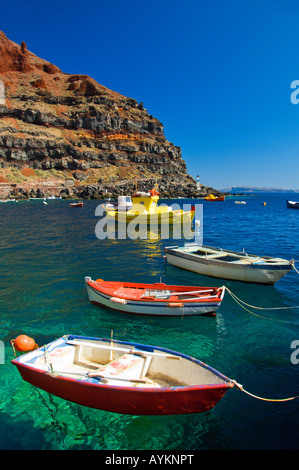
[
  {"xmin": 226, "ymin": 287, "xmax": 299, "ymax": 310},
  {"xmin": 230, "ymin": 380, "xmax": 299, "ymax": 402},
  {"xmin": 291, "ymin": 261, "xmax": 299, "ymax": 276},
  {"xmin": 225, "ymin": 288, "xmax": 299, "ymax": 324}
]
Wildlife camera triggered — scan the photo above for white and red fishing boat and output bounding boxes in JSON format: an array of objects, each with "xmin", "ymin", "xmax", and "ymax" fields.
[
  {"xmin": 11, "ymin": 334, "xmax": 234, "ymax": 415},
  {"xmin": 69, "ymin": 201, "xmax": 84, "ymax": 207},
  {"xmin": 85, "ymin": 277, "xmax": 225, "ymax": 316}
]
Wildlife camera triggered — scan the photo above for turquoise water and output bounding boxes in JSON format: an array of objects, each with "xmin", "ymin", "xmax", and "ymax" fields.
[{"xmin": 0, "ymin": 193, "xmax": 298, "ymax": 450}]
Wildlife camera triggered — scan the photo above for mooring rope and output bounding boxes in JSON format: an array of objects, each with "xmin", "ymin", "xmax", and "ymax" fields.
[
  {"xmin": 224, "ymin": 275, "xmax": 299, "ymax": 399},
  {"xmin": 291, "ymin": 260, "xmax": 299, "ymax": 276},
  {"xmin": 226, "ymin": 287, "xmax": 299, "ymax": 310},
  {"xmin": 225, "ymin": 288, "xmax": 299, "ymax": 324},
  {"xmin": 230, "ymin": 380, "xmax": 299, "ymax": 402}
]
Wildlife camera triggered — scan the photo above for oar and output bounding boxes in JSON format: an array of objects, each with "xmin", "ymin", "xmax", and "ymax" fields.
[
  {"xmin": 153, "ymin": 288, "xmax": 217, "ymax": 298},
  {"xmin": 110, "ymin": 329, "xmax": 113, "ymax": 361},
  {"xmin": 87, "ymin": 372, "xmax": 149, "ymax": 383},
  {"xmin": 46, "ymin": 369, "xmax": 150, "ymax": 384},
  {"xmin": 167, "ymin": 294, "xmax": 221, "ymax": 302}
]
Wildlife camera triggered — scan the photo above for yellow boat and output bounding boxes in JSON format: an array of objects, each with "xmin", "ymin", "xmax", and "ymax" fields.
[
  {"xmin": 204, "ymin": 194, "xmax": 225, "ymax": 201},
  {"xmin": 106, "ymin": 188, "xmax": 195, "ymax": 224}
]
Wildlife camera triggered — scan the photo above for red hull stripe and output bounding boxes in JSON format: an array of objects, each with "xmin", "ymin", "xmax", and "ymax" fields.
[{"xmin": 13, "ymin": 362, "xmax": 232, "ymax": 415}]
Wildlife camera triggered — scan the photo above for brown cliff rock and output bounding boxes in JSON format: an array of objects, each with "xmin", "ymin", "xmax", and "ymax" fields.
[{"xmin": 0, "ymin": 31, "xmax": 221, "ymax": 199}]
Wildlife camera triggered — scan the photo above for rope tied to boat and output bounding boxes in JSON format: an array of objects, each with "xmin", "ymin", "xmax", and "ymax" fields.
[
  {"xmin": 291, "ymin": 259, "xmax": 299, "ymax": 275},
  {"xmin": 230, "ymin": 379, "xmax": 299, "ymax": 402},
  {"xmin": 225, "ymin": 287, "xmax": 299, "ymax": 324}
]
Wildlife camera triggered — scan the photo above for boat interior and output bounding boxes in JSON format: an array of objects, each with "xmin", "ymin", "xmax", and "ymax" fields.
[
  {"xmin": 181, "ymin": 245, "xmax": 286, "ymax": 265},
  {"xmin": 34, "ymin": 338, "xmax": 225, "ymax": 389},
  {"xmin": 92, "ymin": 281, "xmax": 220, "ymax": 302},
  {"xmin": 92, "ymin": 278, "xmax": 223, "ymax": 301}
]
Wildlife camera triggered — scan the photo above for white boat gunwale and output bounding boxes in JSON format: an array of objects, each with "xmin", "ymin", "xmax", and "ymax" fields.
[{"xmin": 13, "ymin": 334, "xmax": 233, "ymax": 391}]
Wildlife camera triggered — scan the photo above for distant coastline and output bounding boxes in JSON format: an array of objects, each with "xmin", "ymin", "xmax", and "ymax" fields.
[{"xmin": 218, "ymin": 186, "xmax": 299, "ymax": 194}]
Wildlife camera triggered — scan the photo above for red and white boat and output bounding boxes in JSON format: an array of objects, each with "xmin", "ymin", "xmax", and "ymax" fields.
[
  {"xmin": 85, "ymin": 277, "xmax": 225, "ymax": 316},
  {"xmin": 69, "ymin": 201, "xmax": 84, "ymax": 207},
  {"xmin": 11, "ymin": 334, "xmax": 234, "ymax": 415}
]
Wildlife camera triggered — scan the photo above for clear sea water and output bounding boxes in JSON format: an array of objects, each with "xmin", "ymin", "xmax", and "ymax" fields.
[{"xmin": 0, "ymin": 192, "xmax": 298, "ymax": 451}]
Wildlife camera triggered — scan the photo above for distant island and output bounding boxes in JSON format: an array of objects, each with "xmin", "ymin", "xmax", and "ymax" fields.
[{"xmin": 219, "ymin": 186, "xmax": 299, "ymax": 194}]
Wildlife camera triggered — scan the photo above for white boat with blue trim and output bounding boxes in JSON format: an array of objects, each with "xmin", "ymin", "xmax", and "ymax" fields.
[
  {"xmin": 164, "ymin": 244, "xmax": 294, "ymax": 284},
  {"xmin": 85, "ymin": 276, "xmax": 225, "ymax": 316}
]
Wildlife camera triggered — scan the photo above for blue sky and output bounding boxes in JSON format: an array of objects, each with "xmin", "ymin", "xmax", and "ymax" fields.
[{"xmin": 1, "ymin": 0, "xmax": 299, "ymax": 189}]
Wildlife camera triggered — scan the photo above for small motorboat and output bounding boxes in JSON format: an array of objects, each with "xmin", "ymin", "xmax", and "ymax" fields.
[
  {"xmin": 164, "ymin": 244, "xmax": 294, "ymax": 284},
  {"xmin": 106, "ymin": 188, "xmax": 195, "ymax": 224},
  {"xmin": 69, "ymin": 201, "xmax": 84, "ymax": 207},
  {"xmin": 286, "ymin": 200, "xmax": 299, "ymax": 209},
  {"xmin": 102, "ymin": 196, "xmax": 132, "ymax": 212},
  {"xmin": 85, "ymin": 277, "xmax": 225, "ymax": 316},
  {"xmin": 204, "ymin": 194, "xmax": 225, "ymax": 201},
  {"xmin": 11, "ymin": 334, "xmax": 234, "ymax": 415}
]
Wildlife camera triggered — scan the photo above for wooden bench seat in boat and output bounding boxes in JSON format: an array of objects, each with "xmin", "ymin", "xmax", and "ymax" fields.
[
  {"xmin": 66, "ymin": 340, "xmax": 182, "ymax": 386},
  {"xmin": 87, "ymin": 352, "xmax": 153, "ymax": 383},
  {"xmin": 92, "ymin": 353, "xmax": 144, "ymax": 375},
  {"xmin": 204, "ymin": 253, "xmax": 233, "ymax": 259}
]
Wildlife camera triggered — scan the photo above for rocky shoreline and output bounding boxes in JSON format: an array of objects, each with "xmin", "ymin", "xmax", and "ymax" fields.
[{"xmin": 0, "ymin": 176, "xmax": 225, "ymax": 200}]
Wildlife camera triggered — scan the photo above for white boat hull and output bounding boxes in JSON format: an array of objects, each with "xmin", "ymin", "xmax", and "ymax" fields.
[{"xmin": 165, "ymin": 246, "xmax": 293, "ymax": 284}]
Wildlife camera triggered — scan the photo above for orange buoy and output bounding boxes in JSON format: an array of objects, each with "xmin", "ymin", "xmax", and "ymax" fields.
[{"xmin": 11, "ymin": 335, "xmax": 38, "ymax": 352}]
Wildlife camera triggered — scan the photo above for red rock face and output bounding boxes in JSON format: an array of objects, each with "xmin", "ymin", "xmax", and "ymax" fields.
[
  {"xmin": 0, "ymin": 33, "xmax": 30, "ymax": 72},
  {"xmin": 0, "ymin": 31, "xmax": 20, "ymax": 72},
  {"xmin": 0, "ymin": 31, "xmax": 202, "ymax": 200},
  {"xmin": 0, "ymin": 31, "xmax": 61, "ymax": 74},
  {"xmin": 30, "ymin": 78, "xmax": 47, "ymax": 89}
]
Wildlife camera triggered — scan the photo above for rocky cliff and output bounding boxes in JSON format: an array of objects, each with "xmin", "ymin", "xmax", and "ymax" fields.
[{"xmin": 0, "ymin": 31, "xmax": 222, "ymax": 199}]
